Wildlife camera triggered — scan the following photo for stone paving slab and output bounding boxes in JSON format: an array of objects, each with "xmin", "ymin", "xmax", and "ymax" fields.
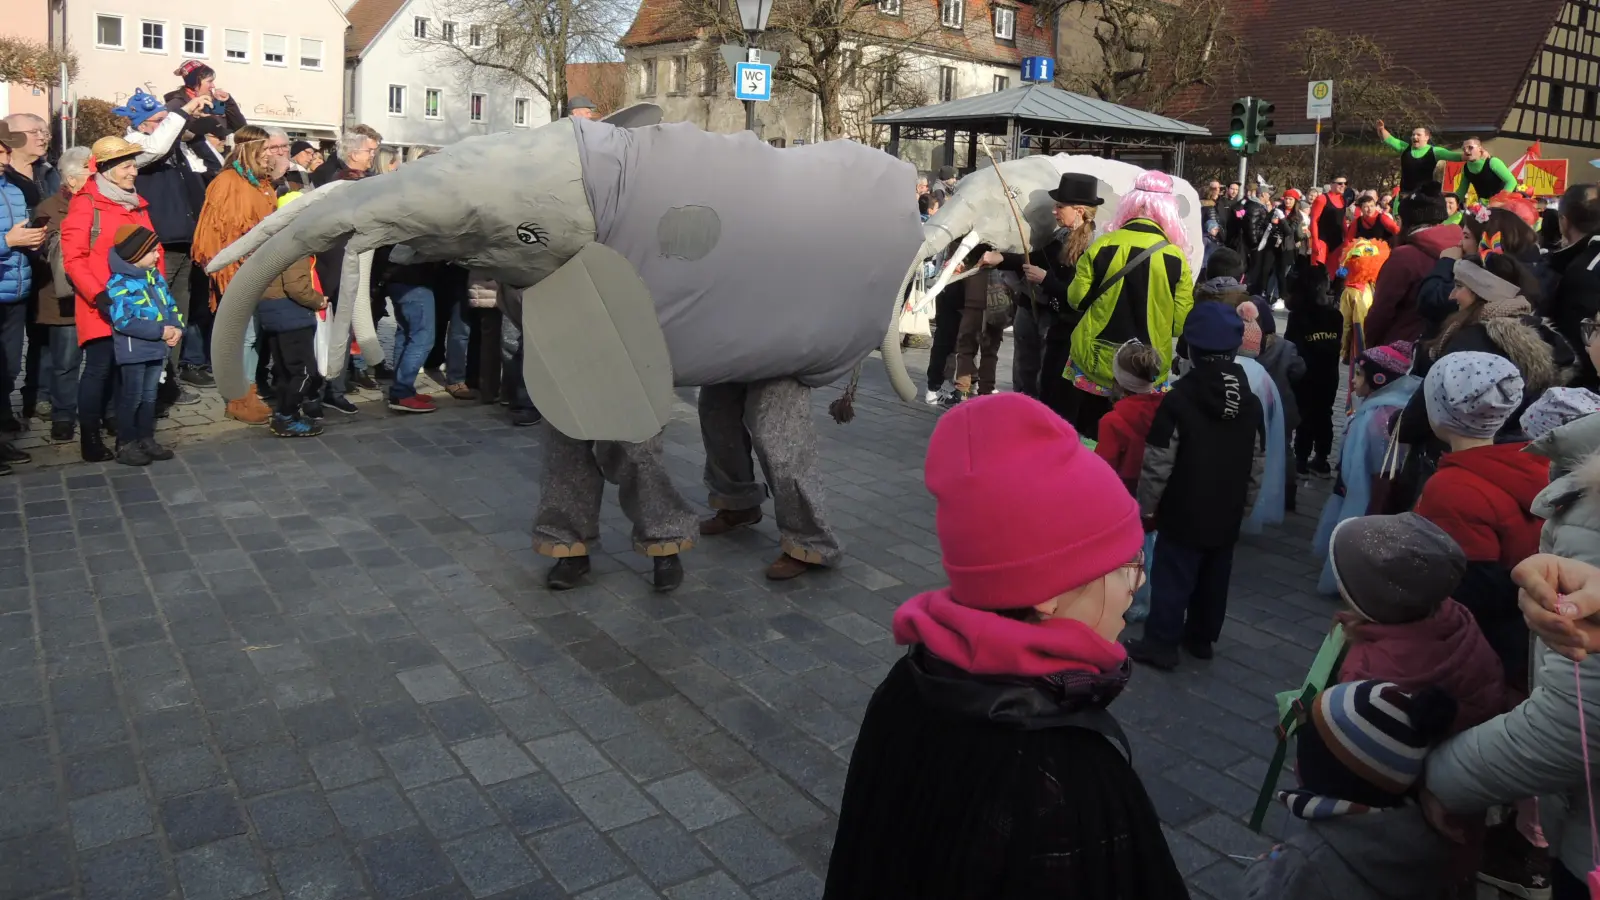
[{"xmin": 3, "ymin": 331, "xmax": 1504, "ymax": 900}]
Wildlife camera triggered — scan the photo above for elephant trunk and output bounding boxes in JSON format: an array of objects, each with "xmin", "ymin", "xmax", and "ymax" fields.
[
  {"xmin": 879, "ymin": 252, "xmax": 926, "ymax": 402},
  {"xmin": 212, "ymin": 227, "xmax": 317, "ymax": 401}
]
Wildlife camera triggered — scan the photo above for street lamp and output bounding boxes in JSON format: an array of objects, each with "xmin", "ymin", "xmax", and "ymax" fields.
[{"xmin": 735, "ymin": 0, "xmax": 772, "ymax": 133}]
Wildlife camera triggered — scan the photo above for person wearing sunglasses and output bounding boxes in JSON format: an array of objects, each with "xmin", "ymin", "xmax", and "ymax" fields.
[
  {"xmin": 1308, "ymin": 176, "xmax": 1356, "ymax": 277},
  {"xmin": 824, "ymin": 393, "xmax": 1186, "ymax": 899}
]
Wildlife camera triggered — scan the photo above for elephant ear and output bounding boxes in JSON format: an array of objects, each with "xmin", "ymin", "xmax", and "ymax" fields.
[
  {"xmin": 602, "ymin": 103, "xmax": 664, "ymax": 128},
  {"xmin": 519, "ymin": 242, "xmax": 675, "ymax": 442}
]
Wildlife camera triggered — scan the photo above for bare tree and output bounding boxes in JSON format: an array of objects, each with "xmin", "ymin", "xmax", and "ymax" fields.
[
  {"xmin": 676, "ymin": 0, "xmax": 941, "ymax": 140},
  {"xmin": 837, "ymin": 52, "xmax": 930, "ymax": 147},
  {"xmin": 0, "ymin": 36, "xmax": 78, "ymax": 91},
  {"xmin": 409, "ymin": 0, "xmax": 630, "ymax": 121},
  {"xmin": 1055, "ymin": 0, "xmax": 1236, "ymax": 116},
  {"xmin": 1296, "ymin": 29, "xmax": 1441, "ymax": 141}
]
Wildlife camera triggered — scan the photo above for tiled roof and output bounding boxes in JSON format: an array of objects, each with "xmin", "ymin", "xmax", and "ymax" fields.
[
  {"xmin": 566, "ymin": 63, "xmax": 627, "ymax": 115},
  {"xmin": 1180, "ymin": 0, "xmax": 1563, "ymax": 135},
  {"xmin": 618, "ymin": 0, "xmax": 1052, "ymax": 68},
  {"xmin": 874, "ymin": 82, "xmax": 1210, "ymax": 136},
  {"xmin": 345, "ymin": 0, "xmax": 408, "ymax": 60}
]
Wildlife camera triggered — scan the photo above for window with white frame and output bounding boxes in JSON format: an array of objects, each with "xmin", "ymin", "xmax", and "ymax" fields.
[
  {"xmin": 993, "ymin": 74, "xmax": 1010, "ymax": 92},
  {"xmin": 224, "ymin": 29, "xmax": 248, "ymax": 61},
  {"xmin": 442, "ymin": 21, "xmax": 456, "ymax": 42},
  {"xmin": 880, "ymin": 67, "xmax": 896, "ymax": 94},
  {"xmin": 940, "ymin": 0, "xmax": 963, "ymax": 28},
  {"xmin": 388, "ymin": 84, "xmax": 406, "ymax": 115},
  {"xmin": 640, "ymin": 59, "xmax": 657, "ymax": 96},
  {"xmin": 140, "ymin": 21, "xmax": 165, "ymax": 52},
  {"xmin": 669, "ymin": 55, "xmax": 687, "ymax": 94},
  {"xmin": 939, "ymin": 65, "xmax": 956, "ymax": 101},
  {"xmin": 469, "ymin": 25, "xmax": 483, "ymax": 47},
  {"xmin": 424, "ymin": 88, "xmax": 441, "ymax": 119},
  {"xmin": 96, "ymin": 15, "xmax": 124, "ymax": 49},
  {"xmin": 514, "ymin": 98, "xmax": 530, "ymax": 126},
  {"xmin": 992, "ymin": 6, "xmax": 1014, "ymax": 39},
  {"xmin": 413, "ymin": 17, "xmax": 427, "ymax": 38},
  {"xmin": 183, "ymin": 25, "xmax": 207, "ymax": 56},
  {"xmin": 262, "ymin": 34, "xmax": 286, "ymax": 66},
  {"xmin": 877, "ymin": 0, "xmax": 901, "ymax": 14},
  {"xmin": 470, "ymin": 93, "xmax": 486, "ymax": 122},
  {"xmin": 299, "ymin": 38, "xmax": 322, "ymax": 69}
]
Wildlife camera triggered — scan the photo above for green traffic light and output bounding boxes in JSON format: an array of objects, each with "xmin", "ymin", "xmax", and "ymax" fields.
[{"xmin": 1229, "ymin": 133, "xmax": 1245, "ymax": 149}]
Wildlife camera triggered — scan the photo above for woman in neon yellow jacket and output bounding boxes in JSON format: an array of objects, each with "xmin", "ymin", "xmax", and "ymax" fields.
[{"xmin": 1063, "ymin": 171, "xmax": 1195, "ymax": 440}]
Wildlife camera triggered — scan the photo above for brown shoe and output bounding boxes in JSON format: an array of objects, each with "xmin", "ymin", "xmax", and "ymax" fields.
[
  {"xmin": 699, "ymin": 508, "xmax": 761, "ymax": 536},
  {"xmin": 225, "ymin": 385, "xmax": 272, "ymax": 425},
  {"xmin": 765, "ymin": 553, "xmax": 815, "ymax": 581},
  {"xmin": 446, "ymin": 383, "xmax": 479, "ymax": 400}
]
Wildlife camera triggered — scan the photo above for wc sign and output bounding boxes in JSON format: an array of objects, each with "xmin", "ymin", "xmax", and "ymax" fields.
[{"xmin": 735, "ymin": 63, "xmax": 772, "ymax": 102}]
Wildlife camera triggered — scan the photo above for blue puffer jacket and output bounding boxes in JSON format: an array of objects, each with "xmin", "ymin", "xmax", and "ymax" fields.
[
  {"xmin": 105, "ymin": 252, "xmax": 182, "ymax": 364},
  {"xmin": 0, "ymin": 178, "xmax": 32, "ymax": 303}
]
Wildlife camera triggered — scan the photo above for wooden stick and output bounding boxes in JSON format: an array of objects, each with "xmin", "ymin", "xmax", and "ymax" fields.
[{"xmin": 978, "ymin": 138, "xmax": 1030, "ymax": 257}]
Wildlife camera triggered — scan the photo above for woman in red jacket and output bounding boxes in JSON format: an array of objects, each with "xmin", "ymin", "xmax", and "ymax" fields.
[{"xmin": 61, "ymin": 136, "xmax": 164, "ymax": 462}]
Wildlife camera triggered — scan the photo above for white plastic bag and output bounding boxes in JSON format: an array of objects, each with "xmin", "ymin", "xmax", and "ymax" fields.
[
  {"xmin": 899, "ymin": 265, "xmax": 933, "ymax": 338},
  {"xmin": 314, "ymin": 306, "xmax": 331, "ymax": 378}
]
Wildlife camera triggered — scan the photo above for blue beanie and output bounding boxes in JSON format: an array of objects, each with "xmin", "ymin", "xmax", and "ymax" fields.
[
  {"xmin": 112, "ymin": 90, "xmax": 164, "ymax": 128},
  {"xmin": 1182, "ymin": 301, "xmax": 1244, "ymax": 354}
]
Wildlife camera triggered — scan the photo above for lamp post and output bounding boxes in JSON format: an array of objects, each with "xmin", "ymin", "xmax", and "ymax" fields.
[{"xmin": 735, "ymin": 0, "xmax": 772, "ymax": 134}]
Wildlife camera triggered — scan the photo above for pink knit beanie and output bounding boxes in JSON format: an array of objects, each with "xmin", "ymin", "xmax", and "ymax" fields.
[{"xmin": 925, "ymin": 393, "xmax": 1144, "ymax": 611}]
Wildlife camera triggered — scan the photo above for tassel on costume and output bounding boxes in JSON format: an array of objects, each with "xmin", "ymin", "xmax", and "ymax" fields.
[{"xmin": 829, "ymin": 363, "xmax": 863, "ymax": 424}]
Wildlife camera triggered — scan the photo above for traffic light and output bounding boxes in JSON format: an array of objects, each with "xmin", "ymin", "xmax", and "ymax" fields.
[
  {"xmin": 1229, "ymin": 98, "xmax": 1249, "ymax": 151},
  {"xmin": 1249, "ymin": 98, "xmax": 1276, "ymax": 154}
]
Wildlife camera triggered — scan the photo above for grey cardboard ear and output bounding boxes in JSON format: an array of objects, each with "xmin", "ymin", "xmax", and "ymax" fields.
[
  {"xmin": 519, "ymin": 243, "xmax": 675, "ymax": 442},
  {"xmin": 601, "ymin": 103, "xmax": 664, "ymax": 128}
]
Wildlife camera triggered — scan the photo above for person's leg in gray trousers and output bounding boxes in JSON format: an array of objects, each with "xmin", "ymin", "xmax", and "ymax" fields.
[
  {"xmin": 1011, "ymin": 304, "xmax": 1051, "ymax": 399},
  {"xmin": 698, "ymin": 378, "xmax": 841, "ymax": 578}
]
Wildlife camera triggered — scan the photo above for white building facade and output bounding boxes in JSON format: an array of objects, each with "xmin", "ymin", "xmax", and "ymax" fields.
[
  {"xmin": 343, "ymin": 0, "xmax": 553, "ymax": 152},
  {"xmin": 68, "ymin": 0, "xmax": 348, "ymax": 139}
]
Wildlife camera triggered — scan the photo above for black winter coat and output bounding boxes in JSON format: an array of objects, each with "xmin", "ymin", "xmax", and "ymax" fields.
[
  {"xmin": 824, "ymin": 649, "xmax": 1187, "ymax": 900},
  {"xmin": 1550, "ymin": 234, "xmax": 1600, "ymax": 388},
  {"xmin": 1241, "ymin": 199, "xmax": 1273, "ymax": 253},
  {"xmin": 999, "ymin": 234, "xmax": 1078, "ymax": 319}
]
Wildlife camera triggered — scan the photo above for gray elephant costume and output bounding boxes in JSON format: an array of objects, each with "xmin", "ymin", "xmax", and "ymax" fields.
[{"xmin": 204, "ymin": 112, "xmax": 923, "ymax": 587}]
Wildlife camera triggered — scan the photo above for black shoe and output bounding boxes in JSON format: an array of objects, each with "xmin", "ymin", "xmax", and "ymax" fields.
[
  {"xmin": 140, "ymin": 438, "xmax": 175, "ymax": 462},
  {"xmin": 0, "ymin": 461, "xmax": 9, "ymax": 476},
  {"xmin": 1181, "ymin": 636, "xmax": 1215, "ymax": 660},
  {"xmin": 546, "ymin": 556, "xmax": 591, "ymax": 591},
  {"xmin": 50, "ymin": 421, "xmax": 74, "ymax": 443},
  {"xmin": 352, "ymin": 371, "xmax": 380, "ymax": 392},
  {"xmin": 0, "ymin": 415, "xmax": 22, "ymax": 435},
  {"xmin": 80, "ymin": 430, "xmax": 115, "ymax": 463},
  {"xmin": 179, "ymin": 366, "xmax": 215, "ymax": 387},
  {"xmin": 116, "ymin": 442, "xmax": 151, "ymax": 467},
  {"xmin": 510, "ymin": 408, "xmax": 543, "ymax": 427},
  {"xmin": 653, "ymin": 555, "xmax": 684, "ymax": 593},
  {"xmin": 1309, "ymin": 456, "xmax": 1332, "ymax": 477},
  {"xmin": 372, "ymin": 362, "xmax": 397, "ymax": 381},
  {"xmin": 169, "ymin": 386, "xmax": 199, "ymax": 406},
  {"xmin": 325, "ymin": 395, "xmax": 358, "ymax": 415},
  {"xmin": 302, "ymin": 401, "xmax": 325, "ymax": 421},
  {"xmin": 1296, "ymin": 458, "xmax": 1310, "ymax": 476},
  {"xmin": 0, "ymin": 443, "xmax": 30, "ymax": 465},
  {"xmin": 1123, "ymin": 637, "xmax": 1180, "ymax": 671}
]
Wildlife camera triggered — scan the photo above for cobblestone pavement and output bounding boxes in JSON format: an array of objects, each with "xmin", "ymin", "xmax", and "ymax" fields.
[{"xmin": 1, "ymin": 331, "xmax": 1417, "ymax": 900}]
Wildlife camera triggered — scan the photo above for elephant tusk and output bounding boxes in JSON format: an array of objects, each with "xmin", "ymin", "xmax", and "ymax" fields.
[
  {"xmin": 879, "ymin": 254, "xmax": 924, "ymax": 403},
  {"xmin": 203, "ymin": 179, "xmax": 356, "ymax": 275},
  {"xmin": 923, "ymin": 231, "xmax": 980, "ymax": 302}
]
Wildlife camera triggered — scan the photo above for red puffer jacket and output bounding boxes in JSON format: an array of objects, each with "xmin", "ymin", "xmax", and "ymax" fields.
[
  {"xmin": 1412, "ymin": 442, "xmax": 1548, "ymax": 566},
  {"xmin": 60, "ymin": 177, "xmax": 165, "ymax": 346},
  {"xmin": 1339, "ymin": 599, "xmax": 1512, "ymax": 733}
]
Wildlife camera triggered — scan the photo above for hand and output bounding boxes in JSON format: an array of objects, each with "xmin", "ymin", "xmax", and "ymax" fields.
[
  {"xmin": 210, "ymin": 88, "xmax": 230, "ymax": 103},
  {"xmin": 1439, "ymin": 246, "xmax": 1463, "ymax": 260},
  {"xmin": 954, "ymin": 375, "xmax": 972, "ymax": 396},
  {"xmin": 1376, "ymin": 119, "xmax": 1388, "ymax": 138},
  {"xmin": 1418, "ymin": 787, "xmax": 1469, "ymax": 844},
  {"xmin": 162, "ymin": 326, "xmax": 182, "ymax": 346},
  {"xmin": 1332, "ymin": 609, "xmax": 1366, "ymax": 629},
  {"xmin": 979, "ymin": 251, "xmax": 1004, "ymax": 268},
  {"xmin": 181, "ymin": 95, "xmax": 209, "ymax": 116},
  {"xmin": 5, "ymin": 223, "xmax": 45, "ymax": 250},
  {"xmin": 1514, "ymin": 554, "xmax": 1600, "ymax": 661},
  {"xmin": 1021, "ymin": 264, "xmax": 1047, "ymax": 284}
]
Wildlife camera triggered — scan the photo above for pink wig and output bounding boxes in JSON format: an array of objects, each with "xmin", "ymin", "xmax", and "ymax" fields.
[{"xmin": 1111, "ymin": 171, "xmax": 1191, "ymax": 255}]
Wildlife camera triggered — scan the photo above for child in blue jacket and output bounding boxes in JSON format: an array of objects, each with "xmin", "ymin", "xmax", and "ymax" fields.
[{"xmin": 105, "ymin": 225, "xmax": 182, "ymax": 467}]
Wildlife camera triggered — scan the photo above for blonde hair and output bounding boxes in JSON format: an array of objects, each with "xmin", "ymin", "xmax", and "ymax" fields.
[
  {"xmin": 225, "ymin": 124, "xmax": 273, "ymax": 178},
  {"xmin": 1060, "ymin": 205, "xmax": 1098, "ymax": 268},
  {"xmin": 1115, "ymin": 340, "xmax": 1161, "ymax": 384}
]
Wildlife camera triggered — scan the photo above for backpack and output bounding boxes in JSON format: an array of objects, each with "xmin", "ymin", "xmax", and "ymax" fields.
[{"xmin": 50, "ymin": 206, "xmax": 98, "ymax": 297}]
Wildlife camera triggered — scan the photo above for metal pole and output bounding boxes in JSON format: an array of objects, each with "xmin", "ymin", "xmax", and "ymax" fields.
[
  {"xmin": 1311, "ymin": 118, "xmax": 1323, "ymax": 188},
  {"xmin": 1237, "ymin": 154, "xmax": 1248, "ymax": 199},
  {"xmin": 745, "ymin": 100, "xmax": 755, "ymax": 134},
  {"xmin": 744, "ymin": 34, "xmax": 759, "ymax": 135}
]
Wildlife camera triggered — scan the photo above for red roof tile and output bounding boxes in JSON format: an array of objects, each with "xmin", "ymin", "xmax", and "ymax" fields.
[
  {"xmin": 345, "ymin": 0, "xmax": 407, "ymax": 59},
  {"xmin": 566, "ymin": 63, "xmax": 627, "ymax": 116},
  {"xmin": 1180, "ymin": 0, "xmax": 1562, "ymax": 135}
]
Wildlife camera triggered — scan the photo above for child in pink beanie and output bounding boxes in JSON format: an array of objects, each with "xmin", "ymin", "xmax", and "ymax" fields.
[{"xmin": 824, "ymin": 393, "xmax": 1186, "ymax": 900}]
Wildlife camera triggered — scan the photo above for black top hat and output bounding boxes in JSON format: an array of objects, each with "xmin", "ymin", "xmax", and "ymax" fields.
[{"xmin": 1049, "ymin": 172, "xmax": 1104, "ymax": 206}]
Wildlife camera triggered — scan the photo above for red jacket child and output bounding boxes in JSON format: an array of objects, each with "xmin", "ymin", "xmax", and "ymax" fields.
[
  {"xmin": 1329, "ymin": 513, "xmax": 1512, "ymax": 734},
  {"xmin": 1413, "ymin": 441, "xmax": 1549, "ymax": 691},
  {"xmin": 1095, "ymin": 392, "xmax": 1164, "ymax": 494}
]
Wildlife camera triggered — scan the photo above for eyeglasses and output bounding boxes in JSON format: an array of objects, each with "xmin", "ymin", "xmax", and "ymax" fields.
[
  {"xmin": 1120, "ymin": 551, "xmax": 1147, "ymax": 589},
  {"xmin": 1334, "ymin": 181, "xmax": 1348, "ymax": 186},
  {"xmin": 1582, "ymin": 318, "xmax": 1598, "ymax": 345},
  {"xmin": 14, "ymin": 129, "xmax": 47, "ymax": 137}
]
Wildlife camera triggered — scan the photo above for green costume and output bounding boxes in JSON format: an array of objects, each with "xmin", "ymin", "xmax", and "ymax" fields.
[
  {"xmin": 1454, "ymin": 156, "xmax": 1519, "ymax": 203},
  {"xmin": 1383, "ymin": 134, "xmax": 1463, "ymax": 194},
  {"xmin": 1065, "ymin": 218, "xmax": 1194, "ymax": 390}
]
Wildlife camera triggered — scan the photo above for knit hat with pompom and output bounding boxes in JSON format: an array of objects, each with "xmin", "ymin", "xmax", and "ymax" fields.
[{"xmin": 1238, "ymin": 301, "xmax": 1263, "ymax": 357}]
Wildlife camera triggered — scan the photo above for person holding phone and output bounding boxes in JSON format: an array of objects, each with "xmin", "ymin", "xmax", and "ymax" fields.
[{"xmin": 0, "ymin": 121, "xmax": 41, "ymax": 468}]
